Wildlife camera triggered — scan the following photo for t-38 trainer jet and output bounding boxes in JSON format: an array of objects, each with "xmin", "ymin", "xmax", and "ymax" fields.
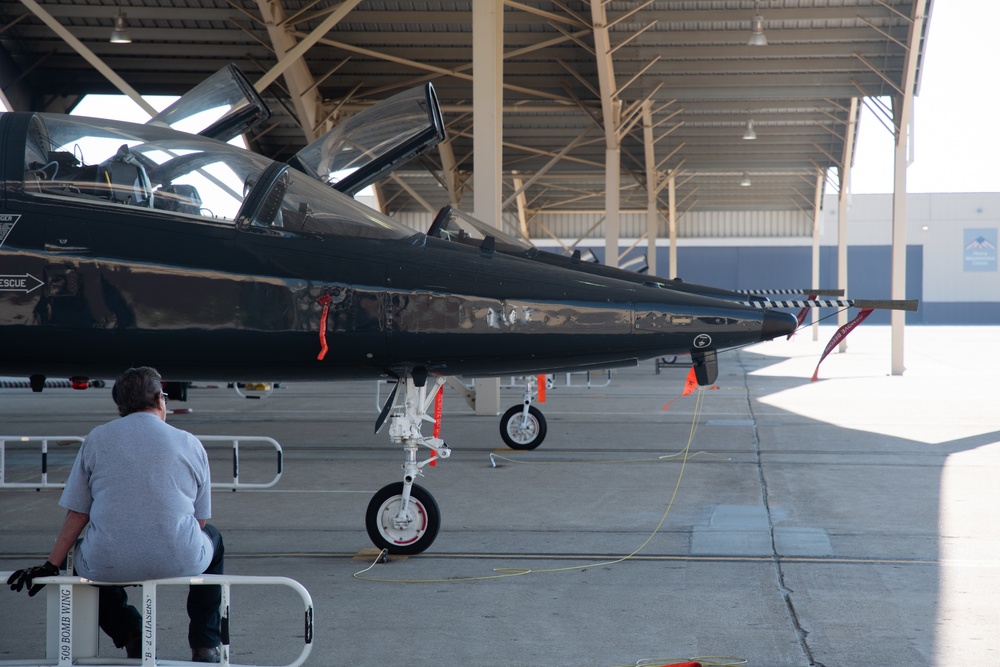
[{"xmin": 0, "ymin": 110, "xmax": 797, "ymax": 553}]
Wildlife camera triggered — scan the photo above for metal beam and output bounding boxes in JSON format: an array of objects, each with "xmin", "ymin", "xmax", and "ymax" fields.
[
  {"xmin": 502, "ymin": 126, "xmax": 594, "ymax": 209},
  {"xmin": 511, "ymin": 172, "xmax": 530, "ymax": 240},
  {"xmin": 18, "ymin": 0, "xmax": 158, "ymax": 117},
  {"xmin": 254, "ymin": 0, "xmax": 361, "ymax": 92},
  {"xmin": 590, "ymin": 0, "xmax": 621, "ymax": 267},
  {"xmin": 255, "ymin": 0, "xmax": 363, "ymax": 141}
]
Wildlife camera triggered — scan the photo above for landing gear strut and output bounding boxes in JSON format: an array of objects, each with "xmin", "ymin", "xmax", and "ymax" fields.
[
  {"xmin": 365, "ymin": 373, "xmax": 450, "ymax": 555},
  {"xmin": 499, "ymin": 375, "xmax": 547, "ymax": 450}
]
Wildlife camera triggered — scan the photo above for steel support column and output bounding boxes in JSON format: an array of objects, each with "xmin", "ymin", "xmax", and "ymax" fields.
[
  {"xmin": 642, "ymin": 100, "xmax": 658, "ymax": 276},
  {"xmin": 472, "ymin": 0, "xmax": 503, "ymax": 415},
  {"xmin": 590, "ymin": 0, "xmax": 621, "ymax": 267},
  {"xmin": 837, "ymin": 98, "xmax": 860, "ymax": 353},
  {"xmin": 889, "ymin": 2, "xmax": 928, "ymax": 375},
  {"xmin": 667, "ymin": 171, "xmax": 677, "ymax": 278},
  {"xmin": 810, "ymin": 169, "xmax": 823, "ymax": 341}
]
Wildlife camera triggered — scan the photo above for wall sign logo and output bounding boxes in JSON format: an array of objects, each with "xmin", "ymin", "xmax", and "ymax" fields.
[{"xmin": 963, "ymin": 228, "xmax": 997, "ymax": 272}]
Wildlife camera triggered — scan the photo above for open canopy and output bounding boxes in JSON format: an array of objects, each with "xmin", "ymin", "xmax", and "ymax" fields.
[{"xmin": 19, "ymin": 111, "xmax": 414, "ymax": 241}]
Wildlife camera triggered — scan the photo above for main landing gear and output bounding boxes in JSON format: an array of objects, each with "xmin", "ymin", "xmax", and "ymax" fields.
[
  {"xmin": 366, "ymin": 373, "xmax": 450, "ymax": 555},
  {"xmin": 499, "ymin": 375, "xmax": 547, "ymax": 450}
]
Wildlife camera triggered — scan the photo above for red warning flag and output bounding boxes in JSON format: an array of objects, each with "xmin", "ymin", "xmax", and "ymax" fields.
[
  {"xmin": 430, "ymin": 385, "xmax": 444, "ymax": 466},
  {"xmin": 316, "ymin": 294, "xmax": 331, "ymax": 360},
  {"xmin": 811, "ymin": 307, "xmax": 874, "ymax": 381},
  {"xmin": 537, "ymin": 374, "xmax": 546, "ymax": 403},
  {"xmin": 432, "ymin": 385, "xmax": 443, "ymax": 438}
]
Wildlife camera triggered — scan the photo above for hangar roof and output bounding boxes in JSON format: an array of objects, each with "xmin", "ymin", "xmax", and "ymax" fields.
[{"xmin": 0, "ymin": 0, "xmax": 932, "ymax": 227}]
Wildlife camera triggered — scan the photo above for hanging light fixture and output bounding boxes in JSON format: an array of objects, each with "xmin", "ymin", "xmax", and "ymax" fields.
[
  {"xmin": 747, "ymin": 1, "xmax": 767, "ymax": 46},
  {"xmin": 743, "ymin": 120, "xmax": 757, "ymax": 140},
  {"xmin": 110, "ymin": 10, "xmax": 132, "ymax": 44},
  {"xmin": 740, "ymin": 172, "xmax": 752, "ymax": 187}
]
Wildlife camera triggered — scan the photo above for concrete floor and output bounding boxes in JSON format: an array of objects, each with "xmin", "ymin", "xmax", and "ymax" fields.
[{"xmin": 1, "ymin": 325, "xmax": 998, "ymax": 667}]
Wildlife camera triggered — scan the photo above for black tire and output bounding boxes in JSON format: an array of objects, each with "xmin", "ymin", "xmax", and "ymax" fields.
[
  {"xmin": 365, "ymin": 482, "xmax": 440, "ymax": 555},
  {"xmin": 500, "ymin": 404, "xmax": 547, "ymax": 450}
]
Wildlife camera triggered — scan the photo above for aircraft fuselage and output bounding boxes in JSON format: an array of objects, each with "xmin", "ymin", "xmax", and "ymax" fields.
[{"xmin": 0, "ymin": 111, "xmax": 795, "ymax": 383}]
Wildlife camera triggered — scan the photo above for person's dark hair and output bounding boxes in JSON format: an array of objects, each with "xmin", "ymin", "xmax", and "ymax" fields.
[{"xmin": 111, "ymin": 367, "xmax": 163, "ymax": 417}]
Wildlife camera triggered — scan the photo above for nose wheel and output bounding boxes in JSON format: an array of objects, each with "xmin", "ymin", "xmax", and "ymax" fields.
[
  {"xmin": 366, "ymin": 482, "xmax": 441, "ymax": 555},
  {"xmin": 499, "ymin": 375, "xmax": 547, "ymax": 449},
  {"xmin": 500, "ymin": 404, "xmax": 547, "ymax": 449}
]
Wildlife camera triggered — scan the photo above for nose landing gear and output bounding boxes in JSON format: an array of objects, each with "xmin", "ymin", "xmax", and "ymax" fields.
[
  {"xmin": 365, "ymin": 374, "xmax": 450, "ymax": 555},
  {"xmin": 499, "ymin": 374, "xmax": 547, "ymax": 450}
]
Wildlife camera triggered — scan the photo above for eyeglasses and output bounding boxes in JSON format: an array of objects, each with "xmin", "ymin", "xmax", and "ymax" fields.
[{"xmin": 161, "ymin": 392, "xmax": 169, "ymax": 401}]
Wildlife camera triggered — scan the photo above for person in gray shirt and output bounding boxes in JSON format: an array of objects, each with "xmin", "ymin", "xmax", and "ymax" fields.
[{"xmin": 7, "ymin": 366, "xmax": 225, "ymax": 663}]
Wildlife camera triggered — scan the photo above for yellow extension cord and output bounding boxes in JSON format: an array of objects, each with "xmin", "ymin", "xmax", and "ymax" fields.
[
  {"xmin": 353, "ymin": 388, "xmax": 750, "ymax": 666},
  {"xmin": 353, "ymin": 387, "xmax": 705, "ymax": 584}
]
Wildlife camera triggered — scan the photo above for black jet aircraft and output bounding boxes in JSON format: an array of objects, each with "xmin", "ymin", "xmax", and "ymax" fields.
[
  {"xmin": 0, "ymin": 110, "xmax": 797, "ymax": 554},
  {"xmin": 427, "ymin": 205, "xmax": 839, "ymax": 304},
  {"xmin": 426, "ymin": 206, "xmax": 850, "ymax": 448}
]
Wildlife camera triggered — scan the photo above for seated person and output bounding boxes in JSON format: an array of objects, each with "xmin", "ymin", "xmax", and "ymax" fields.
[{"xmin": 7, "ymin": 367, "xmax": 225, "ymax": 663}]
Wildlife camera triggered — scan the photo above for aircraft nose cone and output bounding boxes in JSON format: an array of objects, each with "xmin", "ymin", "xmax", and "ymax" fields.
[{"xmin": 760, "ymin": 308, "xmax": 798, "ymax": 341}]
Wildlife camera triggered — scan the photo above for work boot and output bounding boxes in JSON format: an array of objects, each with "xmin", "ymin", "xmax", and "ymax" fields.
[
  {"xmin": 191, "ymin": 646, "xmax": 221, "ymax": 663},
  {"xmin": 124, "ymin": 633, "xmax": 141, "ymax": 659}
]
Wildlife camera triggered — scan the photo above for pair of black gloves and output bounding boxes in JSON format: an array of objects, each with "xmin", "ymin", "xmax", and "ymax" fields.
[{"xmin": 7, "ymin": 561, "xmax": 60, "ymax": 597}]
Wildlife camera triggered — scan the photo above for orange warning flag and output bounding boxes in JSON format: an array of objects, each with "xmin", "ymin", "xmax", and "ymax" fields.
[
  {"xmin": 662, "ymin": 367, "xmax": 719, "ymax": 410},
  {"xmin": 662, "ymin": 367, "xmax": 698, "ymax": 411}
]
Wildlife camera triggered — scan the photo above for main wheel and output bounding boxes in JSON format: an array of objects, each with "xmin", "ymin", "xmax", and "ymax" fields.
[
  {"xmin": 500, "ymin": 404, "xmax": 547, "ymax": 450},
  {"xmin": 365, "ymin": 482, "xmax": 440, "ymax": 555}
]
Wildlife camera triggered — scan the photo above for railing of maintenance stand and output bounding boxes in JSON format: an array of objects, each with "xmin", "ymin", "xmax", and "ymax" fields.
[
  {"xmin": 0, "ymin": 572, "xmax": 313, "ymax": 667},
  {"xmin": 0, "ymin": 436, "xmax": 282, "ymax": 490}
]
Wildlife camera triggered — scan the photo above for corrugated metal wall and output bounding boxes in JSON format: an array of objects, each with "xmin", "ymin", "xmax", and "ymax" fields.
[
  {"xmin": 394, "ymin": 210, "xmax": 523, "ymax": 236},
  {"xmin": 387, "ymin": 193, "xmax": 1000, "ymax": 324},
  {"xmin": 529, "ymin": 210, "xmax": 813, "ymax": 240},
  {"xmin": 395, "ymin": 209, "xmax": 814, "ymax": 239}
]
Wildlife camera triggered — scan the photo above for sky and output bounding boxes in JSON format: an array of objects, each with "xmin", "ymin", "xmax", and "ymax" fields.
[
  {"xmin": 5, "ymin": 1, "xmax": 990, "ymax": 195},
  {"xmin": 850, "ymin": 0, "xmax": 999, "ymax": 194}
]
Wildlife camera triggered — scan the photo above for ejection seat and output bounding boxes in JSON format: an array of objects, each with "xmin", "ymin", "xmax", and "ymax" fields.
[{"xmin": 96, "ymin": 144, "xmax": 154, "ymax": 207}]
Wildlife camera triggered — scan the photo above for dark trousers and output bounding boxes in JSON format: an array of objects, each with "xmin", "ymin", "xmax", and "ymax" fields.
[{"xmin": 97, "ymin": 525, "xmax": 225, "ymax": 650}]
